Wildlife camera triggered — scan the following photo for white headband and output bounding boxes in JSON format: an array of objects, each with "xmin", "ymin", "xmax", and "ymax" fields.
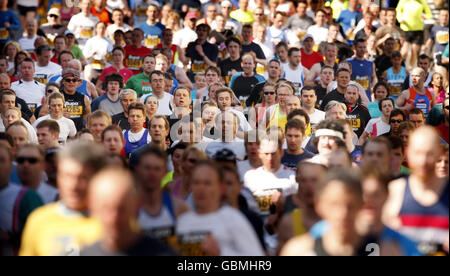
[{"xmin": 315, "ymin": 129, "xmax": 344, "ymax": 140}]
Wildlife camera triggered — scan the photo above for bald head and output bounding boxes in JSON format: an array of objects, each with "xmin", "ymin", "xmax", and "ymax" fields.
[
  {"xmin": 407, "ymin": 126, "xmax": 441, "ymax": 179},
  {"xmin": 411, "ymin": 67, "xmax": 425, "ymax": 78},
  {"xmin": 68, "ymin": 59, "xmax": 82, "ymax": 72},
  {"xmin": 286, "ymin": 95, "xmax": 301, "ymax": 114}
]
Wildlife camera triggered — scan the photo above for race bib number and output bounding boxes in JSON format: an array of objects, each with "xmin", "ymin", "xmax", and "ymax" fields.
[
  {"xmin": 256, "ymin": 65, "xmax": 266, "ymax": 75},
  {"xmin": 436, "ymin": 31, "xmax": 449, "ymax": 44},
  {"xmin": 92, "ymin": 59, "xmax": 106, "ymax": 69},
  {"xmin": 297, "ymin": 31, "xmax": 307, "ymax": 40},
  {"xmin": 136, "ymin": 3, "xmax": 148, "ymax": 15},
  {"xmin": 145, "ymin": 36, "xmax": 160, "ymax": 49},
  {"xmin": 348, "ymin": 118, "xmax": 361, "ymax": 129},
  {"xmin": 143, "ymin": 226, "xmax": 175, "ymax": 245},
  {"xmin": 255, "ymin": 195, "xmax": 272, "ymax": 213},
  {"xmin": 355, "ymin": 77, "xmax": 369, "ymax": 89},
  {"xmin": 225, "ymin": 75, "xmax": 231, "ymax": 84},
  {"xmin": 126, "ymin": 56, "xmax": 143, "ymax": 71},
  {"xmin": 176, "ymin": 232, "xmax": 210, "ymax": 256},
  {"xmin": 191, "ymin": 62, "xmax": 207, "ymax": 73},
  {"xmin": 34, "ymin": 74, "xmax": 48, "ymax": 85},
  {"xmin": 27, "ymin": 103, "xmax": 37, "ymax": 114},
  {"xmin": 388, "ymin": 84, "xmax": 402, "ymax": 96},
  {"xmin": 0, "ymin": 28, "xmax": 9, "ymax": 40},
  {"xmin": 66, "ymin": 105, "xmax": 83, "ymax": 116},
  {"xmin": 80, "ymin": 27, "xmax": 94, "ymax": 38},
  {"xmin": 106, "ymin": 53, "xmax": 113, "ymax": 63}
]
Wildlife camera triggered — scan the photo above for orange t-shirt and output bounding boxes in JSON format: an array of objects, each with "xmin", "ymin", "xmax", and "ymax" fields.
[{"xmin": 91, "ymin": 7, "xmax": 110, "ymax": 24}]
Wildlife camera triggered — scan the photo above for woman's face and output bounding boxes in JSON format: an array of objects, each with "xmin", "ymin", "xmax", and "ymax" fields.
[
  {"xmin": 172, "ymin": 148, "xmax": 185, "ymax": 172},
  {"xmin": 5, "ymin": 110, "xmax": 19, "ymax": 126},
  {"xmin": 381, "ymin": 100, "xmax": 394, "ymax": 117},
  {"xmin": 433, "ymin": 73, "xmax": 443, "ymax": 87},
  {"xmin": 112, "ymin": 49, "xmax": 124, "ymax": 64},
  {"xmin": 374, "ymin": 85, "xmax": 388, "ymax": 102},
  {"xmin": 7, "ymin": 45, "xmax": 17, "ymax": 59},
  {"xmin": 145, "ymin": 97, "xmax": 158, "ymax": 116}
]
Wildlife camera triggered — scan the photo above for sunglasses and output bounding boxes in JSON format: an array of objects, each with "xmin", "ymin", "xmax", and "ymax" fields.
[
  {"xmin": 390, "ymin": 119, "xmax": 403, "ymax": 124},
  {"xmin": 445, "ymin": 106, "xmax": 449, "ymax": 110},
  {"xmin": 264, "ymin": 92, "xmax": 275, "ymax": 95},
  {"xmin": 49, "ymin": 14, "xmax": 59, "ymax": 18},
  {"xmin": 17, "ymin": 157, "xmax": 40, "ymax": 164},
  {"xmin": 187, "ymin": 158, "xmax": 197, "ymax": 164},
  {"xmin": 64, "ymin": 78, "xmax": 80, "ymax": 83}
]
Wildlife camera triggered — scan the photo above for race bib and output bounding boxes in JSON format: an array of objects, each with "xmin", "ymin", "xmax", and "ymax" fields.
[
  {"xmin": 347, "ymin": 117, "xmax": 361, "ymax": 129},
  {"xmin": 0, "ymin": 28, "xmax": 10, "ymax": 40},
  {"xmin": 136, "ymin": 3, "xmax": 148, "ymax": 16},
  {"xmin": 34, "ymin": 74, "xmax": 48, "ymax": 85},
  {"xmin": 91, "ymin": 59, "xmax": 106, "ymax": 69},
  {"xmin": 176, "ymin": 232, "xmax": 210, "ymax": 256},
  {"xmin": 191, "ymin": 62, "xmax": 207, "ymax": 73},
  {"xmin": 256, "ymin": 65, "xmax": 266, "ymax": 75},
  {"xmin": 66, "ymin": 105, "xmax": 83, "ymax": 116},
  {"xmin": 255, "ymin": 195, "xmax": 272, "ymax": 213},
  {"xmin": 143, "ymin": 226, "xmax": 176, "ymax": 245},
  {"xmin": 388, "ymin": 84, "xmax": 402, "ymax": 96},
  {"xmin": 80, "ymin": 27, "xmax": 94, "ymax": 39},
  {"xmin": 106, "ymin": 53, "xmax": 113, "ymax": 63},
  {"xmin": 297, "ymin": 31, "xmax": 307, "ymax": 40},
  {"xmin": 225, "ymin": 75, "xmax": 231, "ymax": 84},
  {"xmin": 355, "ymin": 77, "xmax": 369, "ymax": 89},
  {"xmin": 27, "ymin": 103, "xmax": 37, "ymax": 114},
  {"xmin": 126, "ymin": 55, "xmax": 143, "ymax": 71},
  {"xmin": 436, "ymin": 31, "xmax": 449, "ymax": 44},
  {"xmin": 145, "ymin": 36, "xmax": 160, "ymax": 49}
]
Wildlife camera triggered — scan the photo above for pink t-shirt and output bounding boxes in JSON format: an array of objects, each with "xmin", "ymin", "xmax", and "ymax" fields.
[{"xmin": 99, "ymin": 66, "xmax": 134, "ymax": 83}]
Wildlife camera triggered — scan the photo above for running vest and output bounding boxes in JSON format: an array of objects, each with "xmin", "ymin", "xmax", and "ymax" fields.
[
  {"xmin": 76, "ymin": 80, "xmax": 89, "ymax": 99},
  {"xmin": 409, "ymin": 72, "xmax": 432, "ymax": 88},
  {"xmin": 62, "ymin": 90, "xmax": 86, "ymax": 131},
  {"xmin": 123, "ymin": 129, "xmax": 149, "ymax": 156},
  {"xmin": 138, "ymin": 192, "xmax": 176, "ymax": 244},
  {"xmin": 348, "ymin": 58, "xmax": 374, "ymax": 99},
  {"xmin": 283, "ymin": 64, "xmax": 305, "ymax": 95},
  {"xmin": 398, "ymin": 178, "xmax": 449, "ymax": 256},
  {"xmin": 267, "ymin": 104, "xmax": 287, "ymax": 130},
  {"xmin": 386, "ymin": 67, "xmax": 407, "ymax": 100},
  {"xmin": 406, "ymin": 87, "xmax": 433, "ymax": 117}
]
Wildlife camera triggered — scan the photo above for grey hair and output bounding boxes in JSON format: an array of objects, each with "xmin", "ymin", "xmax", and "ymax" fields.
[
  {"xmin": 119, "ymin": 89, "xmax": 137, "ymax": 100},
  {"xmin": 68, "ymin": 59, "xmax": 82, "ymax": 71},
  {"xmin": 325, "ymin": 100, "xmax": 347, "ymax": 115}
]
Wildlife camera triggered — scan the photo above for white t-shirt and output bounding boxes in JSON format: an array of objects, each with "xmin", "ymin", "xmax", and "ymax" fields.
[
  {"xmin": 34, "ymin": 62, "xmax": 62, "ymax": 85},
  {"xmin": 205, "ymin": 137, "xmax": 246, "ymax": 160},
  {"xmin": 33, "ymin": 115, "xmax": 77, "ymax": 143},
  {"xmin": 83, "ymin": 36, "xmax": 113, "ymax": 70},
  {"xmin": 36, "ymin": 181, "xmax": 59, "ymax": 204},
  {"xmin": 0, "ymin": 118, "xmax": 37, "ymax": 143},
  {"xmin": 17, "ymin": 0, "xmax": 37, "ymax": 7},
  {"xmin": 10, "ymin": 80, "xmax": 45, "ymax": 111},
  {"xmin": 122, "ymin": 128, "xmax": 152, "ymax": 144},
  {"xmin": 18, "ymin": 35, "xmax": 38, "ymax": 52},
  {"xmin": 176, "ymin": 205, "xmax": 264, "ymax": 256},
  {"xmin": 173, "ymin": 28, "xmax": 198, "ymax": 48},
  {"xmin": 307, "ymin": 24, "xmax": 329, "ymax": 45},
  {"xmin": 220, "ymin": 109, "xmax": 252, "ymax": 133},
  {"xmin": 140, "ymin": 92, "xmax": 174, "ymax": 116},
  {"xmin": 106, "ymin": 23, "xmax": 133, "ymax": 39},
  {"xmin": 364, "ymin": 117, "xmax": 390, "ymax": 137},
  {"xmin": 283, "ymin": 64, "xmax": 305, "ymax": 95},
  {"xmin": 237, "ymin": 160, "xmax": 254, "ymax": 183},
  {"xmin": 308, "ymin": 109, "xmax": 326, "ymax": 127},
  {"xmin": 67, "ymin": 13, "xmax": 99, "ymax": 48}
]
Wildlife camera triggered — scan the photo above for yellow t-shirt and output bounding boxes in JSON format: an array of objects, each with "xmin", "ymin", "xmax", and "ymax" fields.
[
  {"xmin": 230, "ymin": 9, "xmax": 254, "ymax": 24},
  {"xmin": 19, "ymin": 202, "xmax": 102, "ymax": 256}
]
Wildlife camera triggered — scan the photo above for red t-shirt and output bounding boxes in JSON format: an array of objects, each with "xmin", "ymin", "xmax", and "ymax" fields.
[
  {"xmin": 99, "ymin": 66, "xmax": 134, "ymax": 83},
  {"xmin": 156, "ymin": 43, "xmax": 177, "ymax": 64},
  {"xmin": 301, "ymin": 49, "xmax": 324, "ymax": 70},
  {"xmin": 435, "ymin": 122, "xmax": 449, "ymax": 144},
  {"xmin": 124, "ymin": 45, "xmax": 152, "ymax": 75},
  {"xmin": 91, "ymin": 7, "xmax": 110, "ymax": 24},
  {"xmin": 50, "ymin": 53, "xmax": 59, "ymax": 65}
]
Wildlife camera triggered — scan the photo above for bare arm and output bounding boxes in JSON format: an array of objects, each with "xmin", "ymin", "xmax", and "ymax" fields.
[
  {"xmin": 382, "ymin": 179, "xmax": 407, "ymax": 230},
  {"xmin": 83, "ymin": 96, "xmax": 91, "ymax": 123},
  {"xmin": 86, "ymin": 80, "xmax": 99, "ymax": 99},
  {"xmin": 358, "ymin": 131, "xmax": 370, "ymax": 146},
  {"xmin": 395, "ymin": 90, "xmax": 413, "ymax": 111},
  {"xmin": 371, "ymin": 63, "xmax": 378, "ymax": 90},
  {"xmin": 381, "ymin": 69, "xmax": 388, "ymax": 84},
  {"xmin": 175, "ymin": 67, "xmax": 194, "ymax": 90},
  {"xmin": 305, "ymin": 63, "xmax": 320, "ymax": 86}
]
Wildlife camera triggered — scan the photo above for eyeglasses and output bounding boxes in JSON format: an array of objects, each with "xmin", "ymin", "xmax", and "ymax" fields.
[
  {"xmin": 49, "ymin": 14, "xmax": 59, "ymax": 18},
  {"xmin": 390, "ymin": 119, "xmax": 403, "ymax": 124},
  {"xmin": 64, "ymin": 78, "xmax": 80, "ymax": 83},
  {"xmin": 445, "ymin": 106, "xmax": 449, "ymax": 110},
  {"xmin": 17, "ymin": 157, "xmax": 40, "ymax": 164},
  {"xmin": 255, "ymin": 13, "xmax": 264, "ymax": 16},
  {"xmin": 47, "ymin": 89, "xmax": 56, "ymax": 93},
  {"xmin": 264, "ymin": 92, "xmax": 275, "ymax": 95}
]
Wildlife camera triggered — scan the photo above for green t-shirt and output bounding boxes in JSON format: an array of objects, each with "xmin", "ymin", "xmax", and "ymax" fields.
[
  {"xmin": 71, "ymin": 45, "xmax": 84, "ymax": 60},
  {"xmin": 124, "ymin": 73, "xmax": 153, "ymax": 98}
]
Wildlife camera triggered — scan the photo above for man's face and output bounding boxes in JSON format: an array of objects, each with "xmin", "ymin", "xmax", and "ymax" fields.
[
  {"xmin": 386, "ymin": 10, "xmax": 396, "ymax": 25},
  {"xmin": 196, "ymin": 26, "xmax": 209, "ymax": 40},
  {"xmin": 155, "ymin": 58, "xmax": 168, "ymax": 72},
  {"xmin": 241, "ymin": 56, "xmax": 254, "ymax": 74},
  {"xmin": 239, "ymin": 0, "xmax": 249, "ymax": 10},
  {"xmin": 107, "ymin": 81, "xmax": 121, "ymax": 95},
  {"xmin": 286, "ymin": 96, "xmax": 301, "ymax": 114},
  {"xmin": 60, "ymin": 53, "xmax": 73, "ymax": 69},
  {"xmin": 63, "ymin": 76, "xmax": 81, "ymax": 92},
  {"xmin": 297, "ymin": 164, "xmax": 324, "ymax": 206},
  {"xmin": 0, "ymin": 148, "xmax": 12, "ymax": 183},
  {"xmin": 54, "ymin": 38, "xmax": 66, "ymax": 52},
  {"xmin": 227, "ymin": 41, "xmax": 241, "ymax": 58},
  {"xmin": 0, "ymin": 94, "xmax": 15, "ymax": 113},
  {"xmin": 328, "ymin": 26, "xmax": 339, "ymax": 40},
  {"xmin": 162, "ymin": 30, "xmax": 173, "ymax": 44},
  {"xmin": 245, "ymin": 141, "xmax": 260, "ymax": 160},
  {"xmin": 26, "ymin": 21, "xmax": 36, "ymax": 36},
  {"xmin": 345, "ymin": 86, "xmax": 359, "ymax": 105},
  {"xmin": 102, "ymin": 130, "xmax": 123, "ymax": 154},
  {"xmin": 88, "ymin": 117, "xmax": 109, "ymax": 142},
  {"xmin": 142, "ymin": 57, "xmax": 155, "ymax": 74},
  {"xmin": 317, "ymin": 135, "xmax": 338, "ymax": 154},
  {"xmin": 289, "ymin": 50, "xmax": 301, "ymax": 67},
  {"xmin": 439, "ymin": 9, "xmax": 449, "ymax": 26},
  {"xmin": 217, "ymin": 113, "xmax": 237, "ymax": 141},
  {"xmin": 418, "ymin": 58, "xmax": 430, "ymax": 72},
  {"xmin": 112, "ymin": 10, "xmax": 123, "ymax": 23},
  {"xmin": 149, "ymin": 117, "xmax": 168, "ymax": 142},
  {"xmin": 205, "ymin": 71, "xmax": 219, "ymax": 83},
  {"xmin": 191, "ymin": 166, "xmax": 223, "ymax": 213},
  {"xmin": 221, "ymin": 4, "xmax": 232, "ymax": 16},
  {"xmin": 37, "ymin": 127, "xmax": 58, "ymax": 148},
  {"xmin": 315, "ymin": 11, "xmax": 326, "ymax": 26},
  {"xmin": 390, "ymin": 147, "xmax": 404, "ymax": 176},
  {"xmin": 223, "ymin": 170, "xmax": 241, "ymax": 206},
  {"xmin": 362, "ymin": 142, "xmax": 390, "ymax": 168},
  {"xmin": 38, "ymin": 50, "xmax": 51, "ymax": 66},
  {"xmin": 120, "ymin": 94, "xmax": 136, "ymax": 114},
  {"xmin": 407, "ymin": 132, "xmax": 440, "ymax": 179},
  {"xmin": 151, "ymin": 74, "xmax": 165, "ymax": 93},
  {"xmin": 380, "ymin": 100, "xmax": 394, "ymax": 117},
  {"xmin": 337, "ymin": 71, "xmax": 351, "ymax": 89},
  {"xmin": 356, "ymin": 42, "xmax": 366, "ymax": 58},
  {"xmin": 409, "ymin": 113, "xmax": 425, "ymax": 128},
  {"xmin": 268, "ymin": 61, "xmax": 281, "ymax": 79},
  {"xmin": 303, "ymin": 38, "xmax": 314, "ymax": 52},
  {"xmin": 0, "ymin": 59, "xmax": 8, "ymax": 73},
  {"xmin": 147, "ymin": 5, "xmax": 158, "ymax": 21},
  {"xmin": 136, "ymin": 154, "xmax": 167, "ymax": 190},
  {"xmin": 297, "ymin": 3, "xmax": 307, "ymax": 16},
  {"xmin": 259, "ymin": 140, "xmax": 282, "ymax": 172},
  {"xmin": 277, "ymin": 86, "xmax": 292, "ymax": 107},
  {"xmin": 49, "ymin": 98, "xmax": 64, "ymax": 118},
  {"xmin": 327, "ymin": 105, "xmax": 346, "ymax": 120},
  {"xmin": 389, "ymin": 114, "xmax": 404, "ymax": 134},
  {"xmin": 277, "ymin": 46, "xmax": 288, "ymax": 61},
  {"xmin": 217, "ymin": 92, "xmax": 232, "ymax": 111},
  {"xmin": 301, "ymin": 89, "xmax": 317, "ymax": 108},
  {"xmin": 286, "ymin": 128, "xmax": 303, "ymax": 152},
  {"xmin": 320, "ymin": 68, "xmax": 334, "ymax": 85},
  {"xmin": 79, "ymin": 0, "xmax": 91, "ymax": 12},
  {"xmin": 20, "ymin": 61, "xmax": 35, "ymax": 80},
  {"xmin": 206, "ymin": 5, "xmax": 217, "ymax": 19},
  {"xmin": 360, "ymin": 176, "xmax": 388, "ymax": 225},
  {"xmin": 128, "ymin": 109, "xmax": 145, "ymax": 130},
  {"xmin": 385, "ymin": 39, "xmax": 395, "ymax": 52},
  {"xmin": 174, "ymin": 89, "xmax": 191, "ymax": 108},
  {"xmin": 241, "ymin": 27, "xmax": 253, "ymax": 42},
  {"xmin": 273, "ymin": 14, "xmax": 285, "ymax": 29},
  {"xmin": 17, "ymin": 147, "xmax": 43, "ymax": 185},
  {"xmin": 7, "ymin": 126, "xmax": 28, "ymax": 149},
  {"xmin": 132, "ymin": 30, "xmax": 144, "ymax": 45},
  {"xmin": 326, "ymin": 45, "xmax": 337, "ymax": 61},
  {"xmin": 411, "ymin": 71, "xmax": 424, "ymax": 87}
]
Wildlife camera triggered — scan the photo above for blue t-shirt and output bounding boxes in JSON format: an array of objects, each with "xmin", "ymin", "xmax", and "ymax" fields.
[
  {"xmin": 0, "ymin": 10, "xmax": 21, "ymax": 43},
  {"xmin": 347, "ymin": 57, "xmax": 374, "ymax": 100},
  {"xmin": 337, "ymin": 9, "xmax": 361, "ymax": 34},
  {"xmin": 135, "ymin": 21, "xmax": 165, "ymax": 49},
  {"xmin": 281, "ymin": 150, "xmax": 315, "ymax": 169}
]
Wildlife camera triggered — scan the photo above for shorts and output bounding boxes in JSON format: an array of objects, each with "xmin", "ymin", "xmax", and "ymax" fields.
[
  {"xmin": 17, "ymin": 5, "xmax": 38, "ymax": 16},
  {"xmin": 405, "ymin": 31, "xmax": 424, "ymax": 45}
]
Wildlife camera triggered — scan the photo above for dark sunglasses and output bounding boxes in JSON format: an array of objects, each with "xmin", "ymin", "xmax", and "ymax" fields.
[
  {"xmin": 390, "ymin": 119, "xmax": 403, "ymax": 124},
  {"xmin": 17, "ymin": 157, "xmax": 40, "ymax": 164},
  {"xmin": 64, "ymin": 78, "xmax": 80, "ymax": 83},
  {"xmin": 445, "ymin": 106, "xmax": 449, "ymax": 110},
  {"xmin": 264, "ymin": 92, "xmax": 275, "ymax": 95},
  {"xmin": 47, "ymin": 88, "xmax": 56, "ymax": 93},
  {"xmin": 187, "ymin": 158, "xmax": 197, "ymax": 164},
  {"xmin": 49, "ymin": 14, "xmax": 59, "ymax": 18}
]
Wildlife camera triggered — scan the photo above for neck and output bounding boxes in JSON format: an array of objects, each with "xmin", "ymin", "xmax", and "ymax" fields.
[
  {"xmin": 23, "ymin": 179, "xmax": 41, "ymax": 190},
  {"xmin": 227, "ymin": 198, "xmax": 239, "ymax": 209},
  {"xmin": 411, "ymin": 173, "xmax": 439, "ymax": 187},
  {"xmin": 102, "ymin": 230, "xmax": 140, "ymax": 253},
  {"xmin": 249, "ymin": 157, "xmax": 262, "ymax": 168},
  {"xmin": 289, "ymin": 63, "xmax": 299, "ymax": 70},
  {"xmin": 381, "ymin": 114, "xmax": 389, "ymax": 124},
  {"xmin": 324, "ymin": 227, "xmax": 360, "ymax": 252},
  {"xmin": 230, "ymin": 54, "xmax": 239, "ymax": 61},
  {"xmin": 347, "ymin": 102, "xmax": 356, "ymax": 108},
  {"xmin": 50, "ymin": 113, "xmax": 62, "ymax": 120},
  {"xmin": 320, "ymin": 80, "xmax": 329, "ymax": 88},
  {"xmin": 150, "ymin": 139, "xmax": 167, "ymax": 151},
  {"xmin": 347, "ymin": 141, "xmax": 355, "ymax": 153},
  {"xmin": 242, "ymin": 71, "xmax": 254, "ymax": 77},
  {"xmin": 27, "ymin": 33, "xmax": 34, "ymax": 39},
  {"xmin": 263, "ymin": 164, "xmax": 281, "ymax": 173},
  {"xmin": 113, "ymin": 62, "xmax": 124, "ymax": 70},
  {"xmin": 337, "ymin": 86, "xmax": 346, "ymax": 94},
  {"xmin": 152, "ymin": 90, "xmax": 163, "ymax": 99},
  {"xmin": 131, "ymin": 127, "xmax": 143, "ymax": 133},
  {"xmin": 304, "ymin": 48, "xmax": 313, "ymax": 54},
  {"xmin": 196, "ymin": 204, "xmax": 220, "ymax": 215},
  {"xmin": 147, "ymin": 19, "xmax": 156, "ymax": 25},
  {"xmin": 445, "ymin": 116, "xmax": 449, "ymax": 127},
  {"xmin": 302, "ymin": 105, "xmax": 315, "ymax": 114},
  {"xmin": 142, "ymin": 186, "xmax": 162, "ymax": 208},
  {"xmin": 268, "ymin": 76, "xmax": 279, "ymax": 83},
  {"xmin": 287, "ymin": 147, "xmax": 303, "ymax": 155},
  {"xmin": 107, "ymin": 92, "xmax": 119, "ymax": 101},
  {"xmin": 22, "ymin": 78, "xmax": 34, "ymax": 82},
  {"xmin": 325, "ymin": 59, "xmax": 335, "ymax": 66},
  {"xmin": 356, "ymin": 55, "xmax": 364, "ymax": 61},
  {"xmin": 82, "ymin": 10, "xmax": 89, "ymax": 16}
]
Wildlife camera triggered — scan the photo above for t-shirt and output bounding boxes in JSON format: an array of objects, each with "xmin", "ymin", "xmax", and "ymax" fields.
[
  {"xmin": 34, "ymin": 62, "xmax": 62, "ymax": 85},
  {"xmin": 364, "ymin": 117, "xmax": 391, "ymax": 137},
  {"xmin": 337, "ymin": 9, "xmax": 362, "ymax": 33},
  {"xmin": 430, "ymin": 24, "xmax": 449, "ymax": 55},
  {"xmin": 11, "ymin": 80, "xmax": 45, "ymax": 113},
  {"xmin": 124, "ymin": 45, "xmax": 152, "ymax": 75},
  {"xmin": 186, "ymin": 40, "xmax": 219, "ymax": 82},
  {"xmin": 176, "ymin": 206, "xmax": 264, "ymax": 256},
  {"xmin": 99, "ymin": 66, "xmax": 134, "ymax": 83},
  {"xmin": 140, "ymin": 92, "xmax": 174, "ymax": 116},
  {"xmin": 314, "ymin": 85, "xmax": 327, "ymax": 109},
  {"xmin": 307, "ymin": 25, "xmax": 329, "ymax": 45},
  {"xmin": 346, "ymin": 103, "xmax": 371, "ymax": 137},
  {"xmin": 82, "ymin": 36, "xmax": 113, "ymax": 70},
  {"xmin": 308, "ymin": 109, "xmax": 326, "ymax": 127},
  {"xmin": 229, "ymin": 73, "xmax": 265, "ymax": 101},
  {"xmin": 135, "ymin": 21, "xmax": 165, "ymax": 49},
  {"xmin": 91, "ymin": 95, "xmax": 123, "ymax": 116},
  {"xmin": 283, "ymin": 64, "xmax": 305, "ymax": 95},
  {"xmin": 124, "ymin": 73, "xmax": 152, "ymax": 98},
  {"xmin": 205, "ymin": 137, "xmax": 246, "ymax": 160},
  {"xmin": 319, "ymin": 89, "xmax": 346, "ymax": 111},
  {"xmin": 237, "ymin": 160, "xmax": 255, "ymax": 182},
  {"xmin": 286, "ymin": 14, "xmax": 314, "ymax": 32},
  {"xmin": 80, "ymin": 236, "xmax": 176, "ymax": 256},
  {"xmin": 347, "ymin": 57, "xmax": 374, "ymax": 99},
  {"xmin": 281, "ymin": 150, "xmax": 315, "ymax": 169},
  {"xmin": 66, "ymin": 13, "xmax": 99, "ymax": 49},
  {"xmin": 19, "ymin": 202, "xmax": 103, "ymax": 256},
  {"xmin": 112, "ymin": 112, "xmax": 130, "ymax": 130},
  {"xmin": 301, "ymin": 49, "xmax": 324, "ymax": 70},
  {"xmin": 32, "ymin": 115, "xmax": 77, "ymax": 143},
  {"xmin": 241, "ymin": 42, "xmax": 266, "ymax": 60},
  {"xmin": 18, "ymin": 35, "xmax": 37, "ymax": 52},
  {"xmin": 218, "ymin": 58, "xmax": 242, "ymax": 85},
  {"xmin": 172, "ymin": 27, "xmax": 197, "ymax": 49}
]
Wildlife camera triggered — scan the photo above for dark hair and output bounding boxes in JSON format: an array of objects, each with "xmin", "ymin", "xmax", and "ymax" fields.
[
  {"xmin": 36, "ymin": 45, "xmax": 52, "ymax": 56},
  {"xmin": 378, "ymin": 97, "xmax": 395, "ymax": 111},
  {"xmin": 387, "ymin": 135, "xmax": 404, "ymax": 154},
  {"xmin": 336, "ymin": 68, "xmax": 350, "ymax": 76},
  {"xmin": 150, "ymin": 70, "xmax": 165, "ymax": 80},
  {"xmin": 112, "ymin": 46, "xmax": 125, "ymax": 54},
  {"xmin": 225, "ymin": 36, "xmax": 241, "ymax": 48},
  {"xmin": 0, "ymin": 132, "xmax": 14, "ymax": 147},
  {"xmin": 36, "ymin": 119, "xmax": 60, "ymax": 135},
  {"xmin": 354, "ymin": 38, "xmax": 366, "ymax": 47},
  {"xmin": 408, "ymin": 108, "xmax": 425, "ymax": 119},
  {"xmin": 221, "ymin": 164, "xmax": 241, "ymax": 184},
  {"xmin": 57, "ymin": 50, "xmax": 74, "ymax": 64},
  {"xmin": 288, "ymin": 47, "xmax": 301, "ymax": 57},
  {"xmin": 315, "ymin": 9, "xmax": 327, "ymax": 16},
  {"xmin": 285, "ymin": 119, "xmax": 306, "ymax": 135},
  {"xmin": 301, "ymin": 86, "xmax": 316, "ymax": 96},
  {"xmin": 242, "ymin": 23, "xmax": 253, "ymax": 30},
  {"xmin": 54, "ymin": 35, "xmax": 66, "ymax": 44},
  {"xmin": 389, "ymin": 109, "xmax": 405, "ymax": 121},
  {"xmin": 101, "ymin": 125, "xmax": 124, "ymax": 142},
  {"xmin": 312, "ymin": 119, "xmax": 345, "ymax": 149},
  {"xmin": 167, "ymin": 142, "xmax": 189, "ymax": 156},
  {"xmin": 315, "ymin": 168, "xmax": 363, "ymax": 201},
  {"xmin": 418, "ymin": 54, "xmax": 431, "ymax": 62},
  {"xmin": 0, "ymin": 89, "xmax": 16, "ymax": 102},
  {"xmin": 205, "ymin": 66, "xmax": 221, "ymax": 76},
  {"xmin": 111, "ymin": 8, "xmax": 124, "ymax": 15},
  {"xmin": 104, "ymin": 73, "xmax": 124, "ymax": 90},
  {"xmin": 19, "ymin": 57, "xmax": 35, "ymax": 69},
  {"xmin": 268, "ymin": 59, "xmax": 281, "ymax": 66},
  {"xmin": 196, "ymin": 23, "xmax": 211, "ymax": 33},
  {"xmin": 362, "ymin": 136, "xmax": 392, "ymax": 155},
  {"xmin": 164, "ymin": 72, "xmax": 173, "ymax": 80},
  {"xmin": 373, "ymin": 82, "xmax": 390, "ymax": 97},
  {"xmin": 287, "ymin": 109, "xmax": 310, "ymax": 125},
  {"xmin": 127, "ymin": 102, "xmax": 146, "ymax": 117},
  {"xmin": 391, "ymin": 51, "xmax": 402, "ymax": 59},
  {"xmin": 137, "ymin": 145, "xmax": 168, "ymax": 166},
  {"xmin": 275, "ymin": 41, "xmax": 288, "ymax": 50},
  {"xmin": 192, "ymin": 160, "xmax": 224, "ymax": 183},
  {"xmin": 360, "ymin": 162, "xmax": 391, "ymax": 192}
]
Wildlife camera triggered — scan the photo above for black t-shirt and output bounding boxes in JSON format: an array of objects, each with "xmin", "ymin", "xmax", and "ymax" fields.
[
  {"xmin": 238, "ymin": 195, "xmax": 266, "ymax": 250},
  {"xmin": 230, "ymin": 74, "xmax": 263, "ymax": 100},
  {"xmin": 186, "ymin": 40, "xmax": 219, "ymax": 82},
  {"xmin": 319, "ymin": 89, "xmax": 346, "ymax": 110},
  {"xmin": 241, "ymin": 42, "xmax": 266, "ymax": 60},
  {"xmin": 346, "ymin": 103, "xmax": 371, "ymax": 137},
  {"xmin": 375, "ymin": 54, "xmax": 392, "ymax": 79},
  {"xmin": 314, "ymin": 85, "xmax": 327, "ymax": 109},
  {"xmin": 62, "ymin": 90, "xmax": 86, "ymax": 131},
  {"xmin": 210, "ymin": 30, "xmax": 234, "ymax": 46},
  {"xmin": 281, "ymin": 150, "xmax": 315, "ymax": 169},
  {"xmin": 16, "ymin": 97, "xmax": 33, "ymax": 122},
  {"xmin": 218, "ymin": 57, "xmax": 242, "ymax": 84},
  {"xmin": 80, "ymin": 236, "xmax": 177, "ymax": 256},
  {"xmin": 112, "ymin": 112, "xmax": 130, "ymax": 130}
]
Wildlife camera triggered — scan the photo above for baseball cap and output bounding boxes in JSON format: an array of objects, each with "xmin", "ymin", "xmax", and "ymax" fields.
[
  {"xmin": 186, "ymin": 11, "xmax": 199, "ymax": 20},
  {"xmin": 48, "ymin": 8, "xmax": 61, "ymax": 17},
  {"xmin": 62, "ymin": 68, "xmax": 81, "ymax": 79},
  {"xmin": 303, "ymin": 34, "xmax": 314, "ymax": 41},
  {"xmin": 213, "ymin": 148, "xmax": 237, "ymax": 162}
]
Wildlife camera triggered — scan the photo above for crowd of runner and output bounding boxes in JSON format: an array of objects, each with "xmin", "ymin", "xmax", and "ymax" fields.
[{"xmin": 0, "ymin": 0, "xmax": 448, "ymax": 256}]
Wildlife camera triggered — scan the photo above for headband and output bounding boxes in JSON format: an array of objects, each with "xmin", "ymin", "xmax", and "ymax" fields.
[{"xmin": 315, "ymin": 129, "xmax": 344, "ymax": 140}]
